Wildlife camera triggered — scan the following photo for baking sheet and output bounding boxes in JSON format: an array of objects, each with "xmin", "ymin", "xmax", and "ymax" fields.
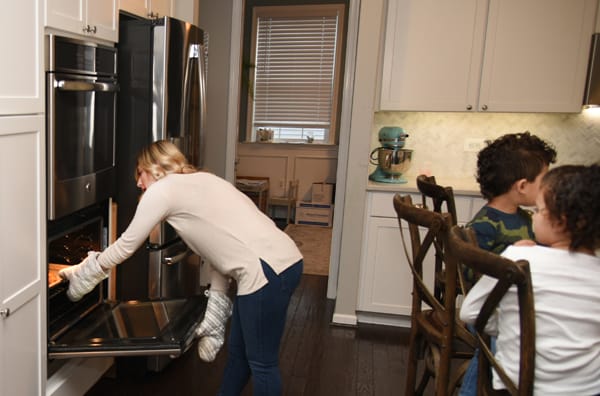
[{"xmin": 49, "ymin": 263, "xmax": 69, "ymax": 288}]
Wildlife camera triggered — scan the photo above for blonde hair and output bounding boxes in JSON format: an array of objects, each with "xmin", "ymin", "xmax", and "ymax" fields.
[{"xmin": 135, "ymin": 140, "xmax": 197, "ymax": 181}]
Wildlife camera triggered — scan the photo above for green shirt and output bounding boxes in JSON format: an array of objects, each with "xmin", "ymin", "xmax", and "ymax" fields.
[{"xmin": 468, "ymin": 205, "xmax": 534, "ymax": 254}]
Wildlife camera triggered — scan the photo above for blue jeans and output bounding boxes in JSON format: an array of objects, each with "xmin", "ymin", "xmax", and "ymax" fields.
[
  {"xmin": 218, "ymin": 259, "xmax": 303, "ymax": 396},
  {"xmin": 459, "ymin": 326, "xmax": 497, "ymax": 396}
]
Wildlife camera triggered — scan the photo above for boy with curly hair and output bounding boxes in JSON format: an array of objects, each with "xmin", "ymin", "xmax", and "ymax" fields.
[{"xmin": 460, "ymin": 131, "xmax": 557, "ymax": 396}]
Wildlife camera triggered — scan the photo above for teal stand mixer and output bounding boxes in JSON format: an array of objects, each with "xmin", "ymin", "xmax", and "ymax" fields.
[{"xmin": 369, "ymin": 126, "xmax": 413, "ymax": 183}]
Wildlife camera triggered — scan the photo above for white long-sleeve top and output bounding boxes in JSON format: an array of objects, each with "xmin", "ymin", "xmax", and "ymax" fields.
[
  {"xmin": 460, "ymin": 245, "xmax": 600, "ymax": 395},
  {"xmin": 98, "ymin": 172, "xmax": 303, "ymax": 295}
]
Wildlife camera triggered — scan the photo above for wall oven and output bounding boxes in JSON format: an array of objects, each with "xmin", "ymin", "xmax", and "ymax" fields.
[
  {"xmin": 46, "ymin": 35, "xmax": 118, "ymax": 220},
  {"xmin": 47, "ymin": 201, "xmax": 206, "ymax": 361}
]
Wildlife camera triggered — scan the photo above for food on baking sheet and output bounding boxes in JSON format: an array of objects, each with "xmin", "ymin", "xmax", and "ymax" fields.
[{"xmin": 48, "ymin": 263, "xmax": 70, "ymax": 288}]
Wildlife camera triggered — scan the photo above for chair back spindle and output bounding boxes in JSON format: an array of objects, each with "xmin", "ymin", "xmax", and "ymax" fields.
[
  {"xmin": 446, "ymin": 225, "xmax": 536, "ymax": 396},
  {"xmin": 394, "ymin": 194, "xmax": 475, "ymax": 396}
]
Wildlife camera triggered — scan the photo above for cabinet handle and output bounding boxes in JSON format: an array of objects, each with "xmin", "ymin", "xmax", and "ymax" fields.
[
  {"xmin": 481, "ymin": 104, "xmax": 488, "ymax": 111},
  {"xmin": 83, "ymin": 25, "xmax": 89, "ymax": 33},
  {"xmin": 0, "ymin": 308, "xmax": 10, "ymax": 318},
  {"xmin": 466, "ymin": 105, "xmax": 472, "ymax": 110},
  {"xmin": 90, "ymin": 25, "xmax": 97, "ymax": 34}
]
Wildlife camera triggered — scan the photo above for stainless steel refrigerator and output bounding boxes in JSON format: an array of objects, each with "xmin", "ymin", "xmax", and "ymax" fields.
[{"xmin": 115, "ymin": 14, "xmax": 208, "ymax": 302}]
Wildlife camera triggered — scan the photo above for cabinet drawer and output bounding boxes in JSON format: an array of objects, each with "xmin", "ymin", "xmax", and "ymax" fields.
[
  {"xmin": 369, "ymin": 191, "xmax": 480, "ymax": 224},
  {"xmin": 370, "ymin": 191, "xmax": 419, "ymax": 218}
]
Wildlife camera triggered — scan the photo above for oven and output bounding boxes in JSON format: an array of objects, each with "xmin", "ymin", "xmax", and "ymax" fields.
[
  {"xmin": 47, "ymin": 201, "xmax": 207, "ymax": 361},
  {"xmin": 46, "ymin": 35, "xmax": 118, "ymax": 220}
]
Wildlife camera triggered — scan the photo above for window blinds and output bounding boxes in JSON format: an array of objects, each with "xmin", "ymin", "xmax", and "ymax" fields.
[{"xmin": 252, "ymin": 13, "xmax": 339, "ymax": 140}]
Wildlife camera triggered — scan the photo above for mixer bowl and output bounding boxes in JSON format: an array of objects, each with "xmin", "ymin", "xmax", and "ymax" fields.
[{"xmin": 377, "ymin": 148, "xmax": 412, "ymax": 178}]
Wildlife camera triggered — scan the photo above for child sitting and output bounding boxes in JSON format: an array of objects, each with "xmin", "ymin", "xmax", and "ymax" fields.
[
  {"xmin": 460, "ymin": 131, "xmax": 556, "ymax": 396},
  {"xmin": 460, "ymin": 164, "xmax": 600, "ymax": 394}
]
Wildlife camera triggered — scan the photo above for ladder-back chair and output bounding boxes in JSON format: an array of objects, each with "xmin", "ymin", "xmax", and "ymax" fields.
[
  {"xmin": 447, "ymin": 225, "xmax": 536, "ymax": 395},
  {"xmin": 416, "ymin": 174, "xmax": 463, "ymax": 301},
  {"xmin": 416, "ymin": 174, "xmax": 458, "ymax": 226},
  {"xmin": 394, "ymin": 194, "xmax": 475, "ymax": 396}
]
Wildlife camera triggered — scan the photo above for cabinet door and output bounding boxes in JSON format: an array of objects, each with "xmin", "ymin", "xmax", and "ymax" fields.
[
  {"xmin": 45, "ymin": 0, "xmax": 86, "ymax": 35},
  {"xmin": 150, "ymin": 0, "xmax": 172, "ymax": 18},
  {"xmin": 87, "ymin": 0, "xmax": 118, "ymax": 42},
  {"xmin": 0, "ymin": 0, "xmax": 44, "ymax": 115},
  {"xmin": 119, "ymin": 0, "xmax": 149, "ymax": 18},
  {"xmin": 0, "ymin": 115, "xmax": 45, "ymax": 396},
  {"xmin": 379, "ymin": 0, "xmax": 488, "ymax": 111},
  {"xmin": 479, "ymin": 0, "xmax": 597, "ymax": 113},
  {"xmin": 358, "ymin": 216, "xmax": 436, "ymax": 316}
]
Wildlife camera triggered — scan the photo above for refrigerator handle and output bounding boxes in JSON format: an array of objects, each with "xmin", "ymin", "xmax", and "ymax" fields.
[
  {"xmin": 181, "ymin": 43, "xmax": 207, "ymax": 169},
  {"xmin": 197, "ymin": 43, "xmax": 207, "ymax": 169}
]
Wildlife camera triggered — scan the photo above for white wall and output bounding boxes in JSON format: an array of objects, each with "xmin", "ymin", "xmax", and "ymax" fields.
[
  {"xmin": 198, "ymin": 0, "xmax": 235, "ymax": 178},
  {"xmin": 236, "ymin": 143, "xmax": 338, "ymax": 206}
]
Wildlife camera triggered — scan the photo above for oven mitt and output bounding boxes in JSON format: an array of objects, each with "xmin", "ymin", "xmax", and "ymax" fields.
[
  {"xmin": 58, "ymin": 251, "xmax": 110, "ymax": 302},
  {"xmin": 195, "ymin": 289, "xmax": 233, "ymax": 362}
]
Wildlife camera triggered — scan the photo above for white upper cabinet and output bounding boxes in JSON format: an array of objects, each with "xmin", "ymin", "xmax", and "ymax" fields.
[
  {"xmin": 45, "ymin": 0, "xmax": 118, "ymax": 43},
  {"xmin": 119, "ymin": 0, "xmax": 173, "ymax": 19},
  {"xmin": 379, "ymin": 0, "xmax": 597, "ymax": 113},
  {"xmin": 0, "ymin": 0, "xmax": 44, "ymax": 115}
]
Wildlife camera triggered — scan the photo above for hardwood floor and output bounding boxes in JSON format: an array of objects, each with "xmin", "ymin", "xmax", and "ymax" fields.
[{"xmin": 86, "ymin": 275, "xmax": 415, "ymax": 396}]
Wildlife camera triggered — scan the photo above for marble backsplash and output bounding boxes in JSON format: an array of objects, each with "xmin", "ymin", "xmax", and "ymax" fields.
[{"xmin": 372, "ymin": 111, "xmax": 600, "ymax": 181}]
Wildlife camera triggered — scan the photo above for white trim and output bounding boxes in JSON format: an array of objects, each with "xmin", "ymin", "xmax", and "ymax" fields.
[
  {"xmin": 357, "ymin": 312, "xmax": 412, "ymax": 328},
  {"xmin": 327, "ymin": 0, "xmax": 360, "ymax": 300},
  {"xmin": 225, "ymin": 0, "xmax": 244, "ymax": 182},
  {"xmin": 331, "ymin": 312, "xmax": 358, "ymax": 326}
]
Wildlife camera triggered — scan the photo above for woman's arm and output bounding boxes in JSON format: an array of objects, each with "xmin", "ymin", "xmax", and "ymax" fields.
[
  {"xmin": 205, "ymin": 261, "xmax": 230, "ymax": 293},
  {"xmin": 98, "ymin": 185, "xmax": 170, "ymax": 269}
]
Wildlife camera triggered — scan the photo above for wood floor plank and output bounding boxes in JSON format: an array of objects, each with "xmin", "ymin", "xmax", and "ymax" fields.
[{"xmin": 86, "ymin": 275, "xmax": 412, "ymax": 396}]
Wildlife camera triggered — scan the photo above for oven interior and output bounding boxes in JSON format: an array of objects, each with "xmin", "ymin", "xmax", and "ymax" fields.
[{"xmin": 47, "ymin": 202, "xmax": 107, "ymax": 341}]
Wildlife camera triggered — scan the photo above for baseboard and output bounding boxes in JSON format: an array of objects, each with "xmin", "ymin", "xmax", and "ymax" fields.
[
  {"xmin": 331, "ymin": 312, "xmax": 358, "ymax": 326},
  {"xmin": 357, "ymin": 311, "xmax": 411, "ymax": 327}
]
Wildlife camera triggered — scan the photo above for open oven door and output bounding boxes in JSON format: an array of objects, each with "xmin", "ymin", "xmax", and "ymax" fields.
[{"xmin": 48, "ymin": 294, "xmax": 206, "ymax": 359}]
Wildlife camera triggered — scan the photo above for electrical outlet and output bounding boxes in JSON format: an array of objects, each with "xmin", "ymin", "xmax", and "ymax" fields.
[{"xmin": 464, "ymin": 138, "xmax": 486, "ymax": 152}]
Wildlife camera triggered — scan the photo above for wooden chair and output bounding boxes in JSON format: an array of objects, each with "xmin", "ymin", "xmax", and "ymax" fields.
[
  {"xmin": 416, "ymin": 174, "xmax": 462, "ymax": 301},
  {"xmin": 416, "ymin": 174, "xmax": 458, "ymax": 226},
  {"xmin": 446, "ymin": 225, "xmax": 535, "ymax": 395},
  {"xmin": 394, "ymin": 194, "xmax": 475, "ymax": 396},
  {"xmin": 235, "ymin": 176, "xmax": 270, "ymax": 213},
  {"xmin": 268, "ymin": 179, "xmax": 299, "ymax": 224}
]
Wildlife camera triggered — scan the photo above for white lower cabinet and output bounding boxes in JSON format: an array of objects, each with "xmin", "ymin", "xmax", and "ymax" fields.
[
  {"xmin": 357, "ymin": 190, "xmax": 485, "ymax": 326},
  {"xmin": 0, "ymin": 115, "xmax": 45, "ymax": 396}
]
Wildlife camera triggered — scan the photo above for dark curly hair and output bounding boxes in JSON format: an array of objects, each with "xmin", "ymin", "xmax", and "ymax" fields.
[
  {"xmin": 541, "ymin": 164, "xmax": 600, "ymax": 251},
  {"xmin": 476, "ymin": 131, "xmax": 557, "ymax": 200}
]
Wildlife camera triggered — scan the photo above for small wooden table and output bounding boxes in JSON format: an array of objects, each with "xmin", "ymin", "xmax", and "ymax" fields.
[{"xmin": 235, "ymin": 176, "xmax": 269, "ymax": 213}]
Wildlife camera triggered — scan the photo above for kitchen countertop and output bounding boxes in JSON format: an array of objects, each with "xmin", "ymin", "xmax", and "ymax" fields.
[{"xmin": 367, "ymin": 174, "xmax": 481, "ymax": 197}]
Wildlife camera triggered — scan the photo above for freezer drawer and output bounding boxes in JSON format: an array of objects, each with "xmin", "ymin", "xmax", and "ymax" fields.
[{"xmin": 48, "ymin": 295, "xmax": 206, "ymax": 359}]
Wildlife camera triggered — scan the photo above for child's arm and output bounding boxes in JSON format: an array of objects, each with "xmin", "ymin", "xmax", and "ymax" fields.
[{"xmin": 459, "ymin": 275, "xmax": 499, "ymax": 336}]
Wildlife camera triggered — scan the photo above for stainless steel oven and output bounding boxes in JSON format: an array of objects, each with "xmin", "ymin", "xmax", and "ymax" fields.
[
  {"xmin": 46, "ymin": 35, "xmax": 118, "ymax": 220},
  {"xmin": 47, "ymin": 201, "xmax": 207, "ymax": 361}
]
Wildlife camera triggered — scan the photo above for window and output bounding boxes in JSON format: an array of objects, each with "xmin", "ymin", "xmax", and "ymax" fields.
[{"xmin": 246, "ymin": 4, "xmax": 345, "ymax": 144}]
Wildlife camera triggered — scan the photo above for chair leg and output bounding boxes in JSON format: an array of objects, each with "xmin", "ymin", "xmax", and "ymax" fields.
[{"xmin": 405, "ymin": 329, "xmax": 420, "ymax": 395}]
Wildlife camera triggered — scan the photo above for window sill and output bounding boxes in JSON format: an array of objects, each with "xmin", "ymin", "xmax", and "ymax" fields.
[{"xmin": 241, "ymin": 141, "xmax": 338, "ymax": 148}]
